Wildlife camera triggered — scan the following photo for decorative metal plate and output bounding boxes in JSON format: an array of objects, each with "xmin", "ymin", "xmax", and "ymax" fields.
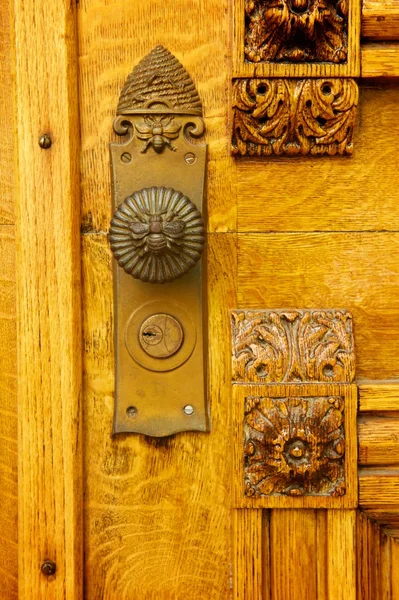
[{"xmin": 110, "ymin": 46, "xmax": 208, "ymax": 437}]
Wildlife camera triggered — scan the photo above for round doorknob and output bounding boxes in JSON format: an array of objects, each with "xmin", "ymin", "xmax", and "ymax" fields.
[{"xmin": 109, "ymin": 186, "xmax": 205, "ymax": 284}]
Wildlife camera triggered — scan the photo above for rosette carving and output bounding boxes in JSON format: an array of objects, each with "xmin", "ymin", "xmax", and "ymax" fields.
[
  {"xmin": 109, "ymin": 187, "xmax": 205, "ymax": 284},
  {"xmin": 244, "ymin": 395, "xmax": 346, "ymax": 497},
  {"xmin": 244, "ymin": 0, "xmax": 348, "ymax": 64}
]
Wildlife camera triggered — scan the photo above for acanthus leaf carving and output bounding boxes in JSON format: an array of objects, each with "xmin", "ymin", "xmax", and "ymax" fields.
[
  {"xmin": 232, "ymin": 309, "xmax": 355, "ymax": 383},
  {"xmin": 232, "ymin": 77, "xmax": 358, "ymax": 157}
]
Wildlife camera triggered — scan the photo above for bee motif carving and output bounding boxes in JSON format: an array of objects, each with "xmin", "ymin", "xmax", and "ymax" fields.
[
  {"xmin": 129, "ymin": 212, "xmax": 186, "ymax": 256},
  {"xmin": 109, "ymin": 187, "xmax": 205, "ymax": 283},
  {"xmin": 135, "ymin": 115, "xmax": 182, "ymax": 153}
]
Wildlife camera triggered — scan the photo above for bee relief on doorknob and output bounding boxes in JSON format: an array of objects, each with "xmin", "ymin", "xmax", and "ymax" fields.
[
  {"xmin": 109, "ymin": 45, "xmax": 207, "ymax": 285},
  {"xmin": 109, "ymin": 186, "xmax": 205, "ymax": 284}
]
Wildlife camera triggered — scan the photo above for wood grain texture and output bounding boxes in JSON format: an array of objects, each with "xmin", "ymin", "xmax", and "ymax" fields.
[
  {"xmin": 359, "ymin": 383, "xmax": 399, "ymax": 411},
  {"xmin": 328, "ymin": 510, "xmax": 357, "ymax": 600},
  {"xmin": 362, "ymin": 43, "xmax": 399, "ymax": 77},
  {"xmin": 13, "ymin": 0, "xmax": 83, "ymax": 597},
  {"xmin": 237, "ymin": 233, "xmax": 399, "ymax": 380},
  {"xmin": 363, "ymin": 509, "xmax": 399, "ymax": 540},
  {"xmin": 233, "ymin": 509, "xmax": 264, "ymax": 600},
  {"xmin": 0, "ymin": 0, "xmax": 14, "ymax": 225},
  {"xmin": 237, "ymin": 84, "xmax": 399, "ymax": 233},
  {"xmin": 270, "ymin": 510, "xmax": 317, "ymax": 600},
  {"xmin": 357, "ymin": 511, "xmax": 393, "ymax": 600},
  {"xmin": 359, "ymin": 414, "xmax": 399, "ymax": 465},
  {"xmin": 359, "ymin": 469, "xmax": 399, "ymax": 507},
  {"xmin": 362, "ymin": 0, "xmax": 399, "ymax": 40},
  {"xmin": 233, "ymin": 384, "xmax": 358, "ymax": 509},
  {"xmin": 77, "ymin": 0, "xmax": 236, "ymax": 235},
  {"xmin": 82, "ymin": 233, "xmax": 237, "ymax": 599},
  {"xmin": 0, "ymin": 227, "xmax": 17, "ymax": 599},
  {"xmin": 391, "ymin": 538, "xmax": 399, "ymax": 597}
]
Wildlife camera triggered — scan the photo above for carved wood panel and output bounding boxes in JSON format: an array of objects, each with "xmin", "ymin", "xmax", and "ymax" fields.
[
  {"xmin": 244, "ymin": 0, "xmax": 349, "ymax": 65},
  {"xmin": 232, "ymin": 309, "xmax": 357, "ymax": 508},
  {"xmin": 244, "ymin": 395, "xmax": 346, "ymax": 498},
  {"xmin": 234, "ymin": 0, "xmax": 361, "ymax": 78},
  {"xmin": 232, "ymin": 309, "xmax": 356, "ymax": 382},
  {"xmin": 232, "ymin": 77, "xmax": 358, "ymax": 156},
  {"xmin": 233, "ymin": 383, "xmax": 358, "ymax": 508}
]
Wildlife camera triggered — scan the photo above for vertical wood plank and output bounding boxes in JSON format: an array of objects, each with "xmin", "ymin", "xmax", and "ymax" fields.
[
  {"xmin": 0, "ymin": 228, "xmax": 17, "ymax": 599},
  {"xmin": 0, "ymin": 0, "xmax": 14, "ymax": 225},
  {"xmin": 13, "ymin": 0, "xmax": 83, "ymax": 597},
  {"xmin": 270, "ymin": 510, "xmax": 317, "ymax": 600},
  {"xmin": 391, "ymin": 538, "xmax": 399, "ymax": 599},
  {"xmin": 262, "ymin": 511, "xmax": 271, "ymax": 600},
  {"xmin": 233, "ymin": 509, "xmax": 263, "ymax": 600},
  {"xmin": 316, "ymin": 511, "xmax": 328, "ymax": 600},
  {"xmin": 357, "ymin": 511, "xmax": 393, "ymax": 600},
  {"xmin": 327, "ymin": 510, "xmax": 357, "ymax": 600}
]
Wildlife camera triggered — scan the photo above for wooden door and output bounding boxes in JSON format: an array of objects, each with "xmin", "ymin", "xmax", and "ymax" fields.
[{"xmin": 3, "ymin": 0, "xmax": 399, "ymax": 598}]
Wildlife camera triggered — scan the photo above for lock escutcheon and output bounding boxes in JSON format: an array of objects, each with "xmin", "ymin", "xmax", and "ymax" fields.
[{"xmin": 139, "ymin": 313, "xmax": 184, "ymax": 358}]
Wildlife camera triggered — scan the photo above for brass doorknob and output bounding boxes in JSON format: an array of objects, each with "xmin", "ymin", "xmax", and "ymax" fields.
[{"xmin": 109, "ymin": 186, "xmax": 205, "ymax": 283}]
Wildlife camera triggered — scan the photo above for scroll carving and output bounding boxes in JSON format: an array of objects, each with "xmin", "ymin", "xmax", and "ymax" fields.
[
  {"xmin": 232, "ymin": 77, "xmax": 358, "ymax": 156},
  {"xmin": 244, "ymin": 395, "xmax": 346, "ymax": 497},
  {"xmin": 244, "ymin": 0, "xmax": 348, "ymax": 64},
  {"xmin": 232, "ymin": 309, "xmax": 355, "ymax": 383}
]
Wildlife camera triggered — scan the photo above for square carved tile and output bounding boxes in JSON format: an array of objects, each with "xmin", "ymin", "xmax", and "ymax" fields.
[
  {"xmin": 233, "ymin": 384, "xmax": 358, "ymax": 508},
  {"xmin": 233, "ymin": 0, "xmax": 361, "ymax": 78},
  {"xmin": 232, "ymin": 309, "xmax": 355, "ymax": 383}
]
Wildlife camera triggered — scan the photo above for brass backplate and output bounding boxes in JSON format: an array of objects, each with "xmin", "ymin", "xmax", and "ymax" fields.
[{"xmin": 109, "ymin": 48, "xmax": 208, "ymax": 437}]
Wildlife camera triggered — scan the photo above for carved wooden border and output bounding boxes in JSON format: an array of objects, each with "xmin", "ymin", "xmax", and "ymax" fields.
[
  {"xmin": 233, "ymin": 383, "xmax": 358, "ymax": 508},
  {"xmin": 233, "ymin": 0, "xmax": 361, "ymax": 78}
]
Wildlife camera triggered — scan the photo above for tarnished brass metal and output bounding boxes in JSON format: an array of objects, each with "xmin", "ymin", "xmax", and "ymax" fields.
[
  {"xmin": 139, "ymin": 313, "xmax": 184, "ymax": 358},
  {"xmin": 109, "ymin": 186, "xmax": 205, "ymax": 284},
  {"xmin": 110, "ymin": 45, "xmax": 208, "ymax": 437}
]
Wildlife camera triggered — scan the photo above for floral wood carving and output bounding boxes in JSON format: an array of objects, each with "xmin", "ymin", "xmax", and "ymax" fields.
[
  {"xmin": 232, "ymin": 309, "xmax": 355, "ymax": 383},
  {"xmin": 244, "ymin": 395, "xmax": 346, "ymax": 497},
  {"xmin": 244, "ymin": 0, "xmax": 348, "ymax": 64},
  {"xmin": 232, "ymin": 77, "xmax": 358, "ymax": 156}
]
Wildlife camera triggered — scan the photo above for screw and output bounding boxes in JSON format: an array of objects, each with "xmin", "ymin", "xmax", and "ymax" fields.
[
  {"xmin": 183, "ymin": 404, "xmax": 194, "ymax": 416},
  {"xmin": 41, "ymin": 560, "xmax": 56, "ymax": 576},
  {"xmin": 126, "ymin": 406, "xmax": 138, "ymax": 419},
  {"xmin": 39, "ymin": 134, "xmax": 52, "ymax": 149},
  {"xmin": 184, "ymin": 152, "xmax": 196, "ymax": 165},
  {"xmin": 121, "ymin": 152, "xmax": 132, "ymax": 163}
]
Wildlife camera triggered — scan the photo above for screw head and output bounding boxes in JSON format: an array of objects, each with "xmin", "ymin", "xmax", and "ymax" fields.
[
  {"xmin": 41, "ymin": 559, "xmax": 56, "ymax": 576},
  {"xmin": 121, "ymin": 152, "xmax": 132, "ymax": 163},
  {"xmin": 184, "ymin": 152, "xmax": 196, "ymax": 165},
  {"xmin": 126, "ymin": 406, "xmax": 138, "ymax": 419},
  {"xmin": 39, "ymin": 134, "xmax": 52, "ymax": 149},
  {"xmin": 183, "ymin": 404, "xmax": 194, "ymax": 416}
]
